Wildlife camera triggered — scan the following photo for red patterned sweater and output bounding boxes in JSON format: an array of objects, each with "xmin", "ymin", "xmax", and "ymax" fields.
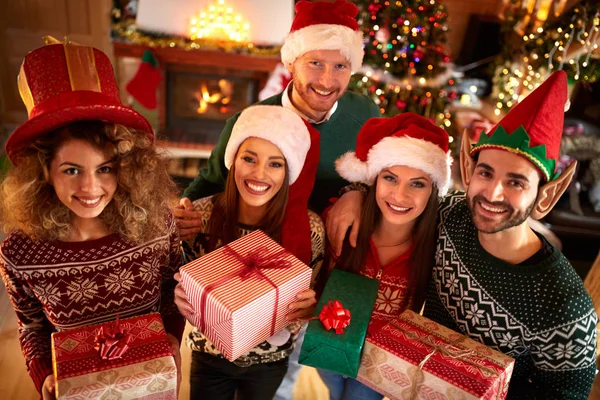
[
  {"xmin": 360, "ymin": 239, "xmax": 413, "ymax": 336},
  {"xmin": 0, "ymin": 216, "xmax": 184, "ymax": 394}
]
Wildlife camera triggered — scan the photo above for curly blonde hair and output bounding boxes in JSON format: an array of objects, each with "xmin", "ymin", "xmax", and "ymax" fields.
[{"xmin": 1, "ymin": 121, "xmax": 178, "ymax": 243}]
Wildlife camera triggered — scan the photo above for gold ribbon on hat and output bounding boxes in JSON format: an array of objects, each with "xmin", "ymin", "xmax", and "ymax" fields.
[
  {"xmin": 18, "ymin": 36, "xmax": 101, "ymax": 116},
  {"xmin": 389, "ymin": 322, "xmax": 500, "ymax": 400}
]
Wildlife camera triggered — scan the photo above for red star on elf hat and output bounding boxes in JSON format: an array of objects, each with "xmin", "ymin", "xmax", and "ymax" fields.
[
  {"xmin": 5, "ymin": 38, "xmax": 153, "ymax": 165},
  {"xmin": 336, "ymin": 113, "xmax": 453, "ymax": 195},
  {"xmin": 280, "ymin": 0, "xmax": 364, "ymax": 71},
  {"xmin": 470, "ymin": 70, "xmax": 568, "ymax": 182}
]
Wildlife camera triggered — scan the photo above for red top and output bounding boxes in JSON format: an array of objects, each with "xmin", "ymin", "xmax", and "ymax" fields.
[{"xmin": 361, "ymin": 238, "xmax": 412, "ymax": 336}]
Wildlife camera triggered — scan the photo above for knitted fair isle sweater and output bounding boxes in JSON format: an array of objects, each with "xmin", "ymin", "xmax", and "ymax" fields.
[
  {"xmin": 361, "ymin": 238, "xmax": 412, "ymax": 336},
  {"xmin": 0, "ymin": 216, "xmax": 184, "ymax": 394},
  {"xmin": 182, "ymin": 90, "xmax": 382, "ymax": 213},
  {"xmin": 183, "ymin": 196, "xmax": 326, "ymax": 359},
  {"xmin": 423, "ymin": 192, "xmax": 597, "ymax": 399}
]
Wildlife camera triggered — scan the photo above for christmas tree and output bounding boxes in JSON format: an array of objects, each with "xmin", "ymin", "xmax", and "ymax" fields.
[{"xmin": 349, "ymin": 0, "xmax": 457, "ymax": 148}]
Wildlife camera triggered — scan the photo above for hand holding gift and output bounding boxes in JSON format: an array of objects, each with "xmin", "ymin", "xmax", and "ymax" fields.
[
  {"xmin": 299, "ymin": 270, "xmax": 379, "ymax": 378},
  {"xmin": 51, "ymin": 313, "xmax": 177, "ymax": 400},
  {"xmin": 179, "ymin": 230, "xmax": 312, "ymax": 361}
]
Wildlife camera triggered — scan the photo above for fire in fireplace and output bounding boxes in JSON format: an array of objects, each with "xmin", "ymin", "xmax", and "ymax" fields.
[{"xmin": 164, "ymin": 65, "xmax": 258, "ymax": 145}]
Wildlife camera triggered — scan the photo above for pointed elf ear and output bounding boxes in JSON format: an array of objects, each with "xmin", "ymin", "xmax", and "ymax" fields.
[
  {"xmin": 530, "ymin": 161, "xmax": 577, "ymax": 220},
  {"xmin": 460, "ymin": 129, "xmax": 475, "ymax": 188}
]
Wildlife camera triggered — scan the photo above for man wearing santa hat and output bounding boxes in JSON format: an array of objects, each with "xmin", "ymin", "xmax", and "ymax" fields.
[
  {"xmin": 423, "ymin": 71, "xmax": 597, "ymax": 398},
  {"xmin": 176, "ymin": 0, "xmax": 380, "ymax": 226},
  {"xmin": 174, "ymin": 1, "xmax": 380, "ymax": 398}
]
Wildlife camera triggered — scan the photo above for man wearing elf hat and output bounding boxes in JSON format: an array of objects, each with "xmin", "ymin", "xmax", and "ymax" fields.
[
  {"xmin": 423, "ymin": 70, "xmax": 597, "ymax": 398},
  {"xmin": 176, "ymin": 0, "xmax": 380, "ymax": 235}
]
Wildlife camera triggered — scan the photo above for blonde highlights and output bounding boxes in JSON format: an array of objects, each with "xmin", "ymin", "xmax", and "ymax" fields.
[{"xmin": 1, "ymin": 121, "xmax": 178, "ymax": 243}]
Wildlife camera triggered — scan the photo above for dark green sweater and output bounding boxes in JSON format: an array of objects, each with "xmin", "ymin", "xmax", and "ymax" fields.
[
  {"xmin": 423, "ymin": 192, "xmax": 597, "ymax": 400},
  {"xmin": 182, "ymin": 90, "xmax": 381, "ymax": 212}
]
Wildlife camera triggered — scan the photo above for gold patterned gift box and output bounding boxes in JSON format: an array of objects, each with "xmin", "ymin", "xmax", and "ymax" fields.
[
  {"xmin": 357, "ymin": 310, "xmax": 515, "ymax": 400},
  {"xmin": 51, "ymin": 312, "xmax": 176, "ymax": 400}
]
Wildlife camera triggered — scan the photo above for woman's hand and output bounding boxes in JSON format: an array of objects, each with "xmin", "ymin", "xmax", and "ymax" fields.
[
  {"xmin": 286, "ymin": 289, "xmax": 317, "ymax": 321},
  {"xmin": 42, "ymin": 374, "xmax": 56, "ymax": 400},
  {"xmin": 173, "ymin": 272, "xmax": 195, "ymax": 323},
  {"xmin": 165, "ymin": 333, "xmax": 182, "ymax": 396}
]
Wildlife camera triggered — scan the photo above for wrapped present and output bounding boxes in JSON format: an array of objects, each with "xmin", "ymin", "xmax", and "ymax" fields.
[
  {"xmin": 357, "ymin": 310, "xmax": 515, "ymax": 400},
  {"xmin": 179, "ymin": 229, "xmax": 312, "ymax": 361},
  {"xmin": 299, "ymin": 269, "xmax": 379, "ymax": 377},
  {"xmin": 51, "ymin": 312, "xmax": 176, "ymax": 400}
]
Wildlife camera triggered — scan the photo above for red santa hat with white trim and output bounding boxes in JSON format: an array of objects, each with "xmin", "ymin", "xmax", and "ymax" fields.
[
  {"xmin": 224, "ymin": 105, "xmax": 321, "ymax": 265},
  {"xmin": 336, "ymin": 113, "xmax": 453, "ymax": 195},
  {"xmin": 280, "ymin": 0, "xmax": 364, "ymax": 71}
]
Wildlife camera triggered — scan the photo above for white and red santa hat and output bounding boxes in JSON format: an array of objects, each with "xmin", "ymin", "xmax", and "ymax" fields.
[
  {"xmin": 280, "ymin": 0, "xmax": 364, "ymax": 72},
  {"xmin": 336, "ymin": 113, "xmax": 453, "ymax": 195},
  {"xmin": 224, "ymin": 105, "xmax": 312, "ymax": 185},
  {"xmin": 224, "ymin": 105, "xmax": 321, "ymax": 266}
]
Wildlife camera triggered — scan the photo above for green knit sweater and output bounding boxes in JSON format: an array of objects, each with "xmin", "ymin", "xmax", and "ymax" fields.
[
  {"xmin": 423, "ymin": 192, "xmax": 597, "ymax": 400},
  {"xmin": 182, "ymin": 90, "xmax": 381, "ymax": 212}
]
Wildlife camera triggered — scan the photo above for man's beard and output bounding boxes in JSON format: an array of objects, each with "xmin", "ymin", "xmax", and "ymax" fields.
[{"xmin": 467, "ymin": 194, "xmax": 536, "ymax": 234}]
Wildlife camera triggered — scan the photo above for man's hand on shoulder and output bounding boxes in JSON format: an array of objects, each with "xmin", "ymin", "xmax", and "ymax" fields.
[
  {"xmin": 326, "ymin": 190, "xmax": 364, "ymax": 257},
  {"xmin": 172, "ymin": 198, "xmax": 204, "ymax": 240}
]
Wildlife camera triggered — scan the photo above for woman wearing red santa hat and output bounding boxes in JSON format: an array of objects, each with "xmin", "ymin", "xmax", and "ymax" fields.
[
  {"xmin": 0, "ymin": 40, "xmax": 184, "ymax": 399},
  {"xmin": 172, "ymin": 105, "xmax": 326, "ymax": 400},
  {"xmin": 319, "ymin": 113, "xmax": 452, "ymax": 399}
]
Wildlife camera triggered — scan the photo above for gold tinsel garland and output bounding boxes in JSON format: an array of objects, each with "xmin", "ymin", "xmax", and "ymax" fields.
[{"xmin": 111, "ymin": 19, "xmax": 281, "ymax": 57}]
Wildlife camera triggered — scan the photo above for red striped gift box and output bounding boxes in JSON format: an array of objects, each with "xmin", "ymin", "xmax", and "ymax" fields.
[
  {"xmin": 51, "ymin": 313, "xmax": 177, "ymax": 400},
  {"xmin": 357, "ymin": 310, "xmax": 515, "ymax": 400},
  {"xmin": 180, "ymin": 230, "xmax": 312, "ymax": 361}
]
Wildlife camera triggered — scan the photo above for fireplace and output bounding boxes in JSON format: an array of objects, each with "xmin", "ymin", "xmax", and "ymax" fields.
[
  {"xmin": 165, "ymin": 64, "xmax": 258, "ymax": 145},
  {"xmin": 112, "ymin": 42, "xmax": 281, "ymax": 150}
]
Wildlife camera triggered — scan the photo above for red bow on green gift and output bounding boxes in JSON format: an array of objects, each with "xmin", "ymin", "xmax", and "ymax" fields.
[
  {"xmin": 94, "ymin": 316, "xmax": 132, "ymax": 360},
  {"xmin": 319, "ymin": 300, "xmax": 351, "ymax": 334}
]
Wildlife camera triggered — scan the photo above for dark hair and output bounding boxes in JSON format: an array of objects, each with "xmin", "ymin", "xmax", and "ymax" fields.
[
  {"xmin": 330, "ymin": 179, "xmax": 439, "ymax": 312},
  {"xmin": 206, "ymin": 156, "xmax": 290, "ymax": 251}
]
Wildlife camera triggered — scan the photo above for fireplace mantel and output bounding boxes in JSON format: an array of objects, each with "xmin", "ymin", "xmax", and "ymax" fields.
[
  {"xmin": 112, "ymin": 41, "xmax": 280, "ymax": 73},
  {"xmin": 112, "ymin": 41, "xmax": 281, "ymax": 158}
]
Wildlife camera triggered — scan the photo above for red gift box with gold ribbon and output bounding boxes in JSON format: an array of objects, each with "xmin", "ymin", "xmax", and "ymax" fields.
[
  {"xmin": 357, "ymin": 310, "xmax": 515, "ymax": 400},
  {"xmin": 180, "ymin": 229, "xmax": 312, "ymax": 361},
  {"xmin": 51, "ymin": 313, "xmax": 176, "ymax": 400}
]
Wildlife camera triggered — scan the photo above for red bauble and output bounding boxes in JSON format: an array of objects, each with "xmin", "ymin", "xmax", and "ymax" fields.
[{"xmin": 395, "ymin": 100, "xmax": 407, "ymax": 110}]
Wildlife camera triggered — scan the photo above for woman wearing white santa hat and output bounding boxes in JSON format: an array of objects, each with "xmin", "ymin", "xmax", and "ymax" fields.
[
  {"xmin": 319, "ymin": 112, "xmax": 452, "ymax": 399},
  {"xmin": 173, "ymin": 105, "xmax": 326, "ymax": 400}
]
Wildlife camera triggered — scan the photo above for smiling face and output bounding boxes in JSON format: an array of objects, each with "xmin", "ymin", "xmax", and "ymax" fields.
[
  {"xmin": 375, "ymin": 165, "xmax": 433, "ymax": 229},
  {"xmin": 49, "ymin": 138, "xmax": 117, "ymax": 222},
  {"xmin": 234, "ymin": 137, "xmax": 287, "ymax": 214},
  {"xmin": 289, "ymin": 49, "xmax": 352, "ymax": 120},
  {"xmin": 467, "ymin": 149, "xmax": 541, "ymax": 234}
]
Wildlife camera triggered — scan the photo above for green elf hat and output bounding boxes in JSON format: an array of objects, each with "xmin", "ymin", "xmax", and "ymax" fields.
[{"xmin": 471, "ymin": 70, "xmax": 568, "ymax": 182}]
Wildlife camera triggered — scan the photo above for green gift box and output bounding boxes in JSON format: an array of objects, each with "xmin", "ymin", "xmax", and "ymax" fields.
[{"xmin": 299, "ymin": 269, "xmax": 379, "ymax": 378}]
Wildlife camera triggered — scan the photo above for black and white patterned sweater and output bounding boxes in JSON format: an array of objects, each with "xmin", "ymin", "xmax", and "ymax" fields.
[{"xmin": 423, "ymin": 192, "xmax": 597, "ymax": 399}]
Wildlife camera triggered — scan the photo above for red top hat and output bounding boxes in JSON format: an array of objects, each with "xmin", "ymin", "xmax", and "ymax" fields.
[{"xmin": 5, "ymin": 41, "xmax": 153, "ymax": 165}]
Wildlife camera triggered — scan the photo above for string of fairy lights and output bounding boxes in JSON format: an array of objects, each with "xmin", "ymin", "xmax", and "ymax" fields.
[{"xmin": 492, "ymin": 3, "xmax": 599, "ymax": 116}]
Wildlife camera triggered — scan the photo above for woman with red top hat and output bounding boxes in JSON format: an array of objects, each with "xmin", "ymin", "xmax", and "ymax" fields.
[
  {"xmin": 0, "ymin": 41, "xmax": 184, "ymax": 399},
  {"xmin": 172, "ymin": 105, "xmax": 325, "ymax": 400},
  {"xmin": 318, "ymin": 113, "xmax": 452, "ymax": 400}
]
